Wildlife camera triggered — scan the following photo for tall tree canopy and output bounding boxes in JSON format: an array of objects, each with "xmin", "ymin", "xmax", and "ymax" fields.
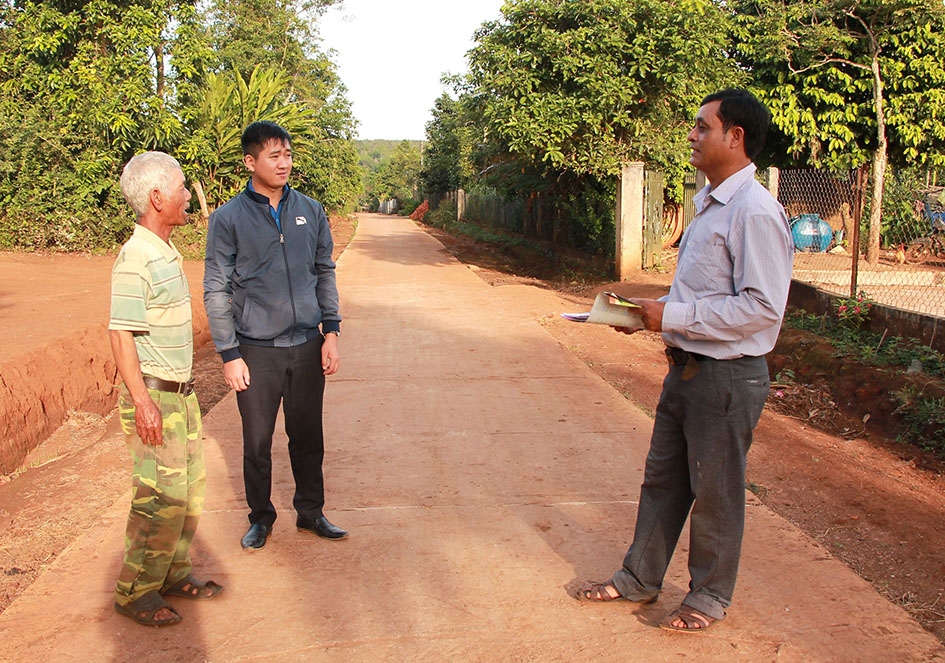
[
  {"xmin": 0, "ymin": 0, "xmax": 360, "ymax": 251},
  {"xmin": 729, "ymin": 0, "xmax": 945, "ymax": 262},
  {"xmin": 419, "ymin": 93, "xmax": 477, "ymax": 201},
  {"xmin": 466, "ymin": 0, "xmax": 738, "ymax": 188}
]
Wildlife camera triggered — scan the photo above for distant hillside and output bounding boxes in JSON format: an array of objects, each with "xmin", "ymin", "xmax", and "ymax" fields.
[{"xmin": 357, "ymin": 140, "xmax": 423, "ymax": 169}]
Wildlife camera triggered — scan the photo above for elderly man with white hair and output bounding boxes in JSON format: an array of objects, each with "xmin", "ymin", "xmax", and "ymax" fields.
[{"xmin": 109, "ymin": 151, "xmax": 223, "ymax": 627}]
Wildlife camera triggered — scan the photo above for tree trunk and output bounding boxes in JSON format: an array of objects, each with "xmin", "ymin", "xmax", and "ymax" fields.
[
  {"xmin": 193, "ymin": 180, "xmax": 210, "ymax": 224},
  {"xmin": 154, "ymin": 41, "xmax": 165, "ymax": 104},
  {"xmin": 866, "ymin": 46, "xmax": 888, "ymax": 265}
]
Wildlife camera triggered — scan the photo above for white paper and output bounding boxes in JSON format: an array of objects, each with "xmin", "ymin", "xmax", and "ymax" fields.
[{"xmin": 561, "ymin": 291, "xmax": 645, "ymax": 331}]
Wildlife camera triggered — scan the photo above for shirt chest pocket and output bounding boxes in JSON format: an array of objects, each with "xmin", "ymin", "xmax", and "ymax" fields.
[{"xmin": 684, "ymin": 232, "xmax": 734, "ymax": 294}]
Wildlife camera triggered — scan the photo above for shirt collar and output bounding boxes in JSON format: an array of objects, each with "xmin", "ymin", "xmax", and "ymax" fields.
[
  {"xmin": 132, "ymin": 223, "xmax": 180, "ymax": 262},
  {"xmin": 694, "ymin": 162, "xmax": 757, "ymax": 211}
]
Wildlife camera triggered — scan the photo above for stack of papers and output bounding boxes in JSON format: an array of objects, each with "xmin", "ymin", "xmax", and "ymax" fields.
[{"xmin": 561, "ymin": 291, "xmax": 644, "ymax": 331}]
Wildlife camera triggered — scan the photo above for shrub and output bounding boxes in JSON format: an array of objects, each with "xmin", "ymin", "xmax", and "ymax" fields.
[
  {"xmin": 893, "ymin": 391, "xmax": 945, "ymax": 456},
  {"xmin": 424, "ymin": 200, "xmax": 456, "ymax": 228},
  {"xmin": 835, "ymin": 290, "xmax": 875, "ymax": 329}
]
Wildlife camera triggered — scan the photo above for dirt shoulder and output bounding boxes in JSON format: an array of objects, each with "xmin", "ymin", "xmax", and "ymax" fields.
[{"xmin": 1, "ymin": 214, "xmax": 944, "ymax": 645}]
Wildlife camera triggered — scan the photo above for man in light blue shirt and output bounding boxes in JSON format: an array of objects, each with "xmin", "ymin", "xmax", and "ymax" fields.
[{"xmin": 578, "ymin": 89, "xmax": 794, "ymax": 633}]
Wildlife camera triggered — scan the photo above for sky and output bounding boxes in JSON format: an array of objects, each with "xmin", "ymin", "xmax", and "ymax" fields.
[{"xmin": 318, "ymin": 0, "xmax": 506, "ymax": 141}]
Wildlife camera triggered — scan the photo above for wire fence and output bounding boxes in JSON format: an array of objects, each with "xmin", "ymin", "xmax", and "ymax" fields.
[
  {"xmin": 453, "ymin": 166, "xmax": 945, "ymax": 322},
  {"xmin": 777, "ymin": 168, "xmax": 945, "ymax": 320}
]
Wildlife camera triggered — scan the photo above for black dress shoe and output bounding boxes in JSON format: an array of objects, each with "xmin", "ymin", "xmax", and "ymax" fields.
[
  {"xmin": 240, "ymin": 523, "xmax": 272, "ymax": 550},
  {"xmin": 297, "ymin": 515, "xmax": 348, "ymax": 540}
]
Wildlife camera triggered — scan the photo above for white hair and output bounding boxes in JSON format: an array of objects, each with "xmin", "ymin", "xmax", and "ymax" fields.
[{"xmin": 120, "ymin": 151, "xmax": 182, "ymax": 217}]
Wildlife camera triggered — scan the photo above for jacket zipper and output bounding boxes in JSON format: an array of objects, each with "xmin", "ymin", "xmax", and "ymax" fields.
[{"xmin": 278, "ymin": 228, "xmax": 298, "ymax": 334}]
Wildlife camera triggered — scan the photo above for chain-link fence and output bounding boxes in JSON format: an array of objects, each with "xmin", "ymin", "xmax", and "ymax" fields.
[
  {"xmin": 452, "ymin": 167, "xmax": 945, "ymax": 321},
  {"xmin": 777, "ymin": 168, "xmax": 945, "ymax": 319}
]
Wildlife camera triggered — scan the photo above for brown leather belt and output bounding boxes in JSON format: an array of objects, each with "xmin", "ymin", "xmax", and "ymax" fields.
[
  {"xmin": 665, "ymin": 347, "xmax": 710, "ymax": 366},
  {"xmin": 143, "ymin": 375, "xmax": 196, "ymax": 396}
]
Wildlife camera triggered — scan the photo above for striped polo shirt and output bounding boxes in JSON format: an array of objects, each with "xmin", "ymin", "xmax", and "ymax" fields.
[{"xmin": 109, "ymin": 224, "xmax": 193, "ymax": 382}]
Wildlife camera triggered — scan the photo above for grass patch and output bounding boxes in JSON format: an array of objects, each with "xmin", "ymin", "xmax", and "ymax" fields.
[{"xmin": 785, "ymin": 308, "xmax": 945, "ymax": 456}]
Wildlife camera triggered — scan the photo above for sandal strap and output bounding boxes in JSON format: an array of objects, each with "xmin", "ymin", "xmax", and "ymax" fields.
[
  {"xmin": 677, "ymin": 608, "xmax": 711, "ymax": 628},
  {"xmin": 581, "ymin": 581, "xmax": 621, "ymax": 601},
  {"xmin": 663, "ymin": 605, "xmax": 716, "ymax": 630},
  {"xmin": 128, "ymin": 589, "xmax": 174, "ymax": 612}
]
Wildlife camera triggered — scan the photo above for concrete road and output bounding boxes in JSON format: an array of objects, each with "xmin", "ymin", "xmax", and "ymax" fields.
[{"xmin": 0, "ymin": 214, "xmax": 942, "ymax": 662}]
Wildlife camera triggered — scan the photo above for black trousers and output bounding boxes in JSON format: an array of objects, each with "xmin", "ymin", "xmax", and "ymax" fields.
[{"xmin": 236, "ymin": 337, "xmax": 326, "ymax": 527}]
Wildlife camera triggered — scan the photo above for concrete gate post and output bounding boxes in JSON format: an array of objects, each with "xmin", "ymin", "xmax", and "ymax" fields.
[
  {"xmin": 457, "ymin": 189, "xmax": 466, "ymax": 222},
  {"xmin": 616, "ymin": 162, "xmax": 645, "ymax": 279},
  {"xmin": 767, "ymin": 166, "xmax": 779, "ymax": 199}
]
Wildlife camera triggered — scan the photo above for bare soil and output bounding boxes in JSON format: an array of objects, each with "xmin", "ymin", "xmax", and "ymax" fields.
[{"xmin": 1, "ymin": 214, "xmax": 944, "ymax": 645}]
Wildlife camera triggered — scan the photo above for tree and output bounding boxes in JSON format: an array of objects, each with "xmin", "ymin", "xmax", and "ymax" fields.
[
  {"xmin": 370, "ymin": 140, "xmax": 422, "ymax": 204},
  {"xmin": 179, "ymin": 66, "xmax": 318, "ymax": 209},
  {"xmin": 204, "ymin": 0, "xmax": 360, "ymax": 210},
  {"xmin": 729, "ymin": 0, "xmax": 945, "ymax": 263},
  {"xmin": 0, "ymin": 0, "xmax": 207, "ymax": 248},
  {"xmin": 420, "ymin": 93, "xmax": 477, "ymax": 201},
  {"xmin": 0, "ymin": 0, "xmax": 360, "ymax": 250},
  {"xmin": 466, "ymin": 0, "xmax": 738, "ymax": 191},
  {"xmin": 209, "ymin": 0, "xmax": 349, "ymax": 124}
]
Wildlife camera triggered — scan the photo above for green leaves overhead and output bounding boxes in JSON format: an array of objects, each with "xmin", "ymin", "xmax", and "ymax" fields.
[
  {"xmin": 729, "ymin": 0, "xmax": 945, "ymax": 263},
  {"xmin": 466, "ymin": 0, "xmax": 738, "ymax": 181},
  {"xmin": 0, "ymin": 0, "xmax": 359, "ymax": 251},
  {"xmin": 730, "ymin": 0, "xmax": 945, "ymax": 170}
]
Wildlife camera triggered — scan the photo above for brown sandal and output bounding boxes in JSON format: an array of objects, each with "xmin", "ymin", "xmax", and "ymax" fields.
[
  {"xmin": 576, "ymin": 581, "xmax": 658, "ymax": 604},
  {"xmin": 659, "ymin": 605, "xmax": 724, "ymax": 632},
  {"xmin": 163, "ymin": 574, "xmax": 224, "ymax": 600}
]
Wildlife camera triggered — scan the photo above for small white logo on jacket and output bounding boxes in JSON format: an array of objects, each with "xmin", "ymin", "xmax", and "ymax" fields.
[{"xmin": 295, "ymin": 216, "xmax": 307, "ymax": 225}]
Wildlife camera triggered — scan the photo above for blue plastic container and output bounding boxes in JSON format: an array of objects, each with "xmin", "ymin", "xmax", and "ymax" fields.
[{"xmin": 790, "ymin": 214, "xmax": 832, "ymax": 252}]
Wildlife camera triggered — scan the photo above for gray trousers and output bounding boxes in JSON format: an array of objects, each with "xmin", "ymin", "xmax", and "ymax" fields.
[{"xmin": 612, "ymin": 354, "xmax": 770, "ymax": 620}]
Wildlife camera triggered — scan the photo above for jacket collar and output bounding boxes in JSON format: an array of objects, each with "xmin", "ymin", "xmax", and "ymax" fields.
[{"xmin": 245, "ymin": 180, "xmax": 291, "ymax": 206}]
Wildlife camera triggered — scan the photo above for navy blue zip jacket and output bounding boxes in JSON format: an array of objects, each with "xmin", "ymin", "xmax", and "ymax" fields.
[{"xmin": 203, "ymin": 183, "xmax": 341, "ymax": 363}]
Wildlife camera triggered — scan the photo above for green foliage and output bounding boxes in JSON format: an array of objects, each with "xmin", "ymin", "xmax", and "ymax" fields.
[
  {"xmin": 363, "ymin": 140, "xmax": 422, "ymax": 204},
  {"xmin": 398, "ymin": 198, "xmax": 421, "ymax": 216},
  {"xmin": 879, "ymin": 335, "xmax": 945, "ymax": 375},
  {"xmin": 170, "ymin": 216, "xmax": 210, "ymax": 261},
  {"xmin": 0, "ymin": 0, "xmax": 193, "ymax": 249},
  {"xmin": 355, "ymin": 140, "xmax": 424, "ymax": 210},
  {"xmin": 433, "ymin": 0, "xmax": 738, "ymax": 261},
  {"xmin": 210, "ymin": 0, "xmax": 339, "ymax": 97},
  {"xmin": 785, "ymin": 308, "xmax": 945, "ymax": 379},
  {"xmin": 786, "ymin": 305, "xmax": 945, "ymax": 454},
  {"xmin": 424, "ymin": 200, "xmax": 457, "ymax": 227},
  {"xmin": 875, "ymin": 166, "xmax": 939, "ymax": 245},
  {"xmin": 356, "ymin": 140, "xmax": 422, "ymax": 166},
  {"xmin": 462, "ymin": 186, "xmax": 527, "ymax": 233},
  {"xmin": 420, "ymin": 93, "xmax": 477, "ymax": 199},
  {"xmin": 0, "ymin": 0, "xmax": 358, "ymax": 252},
  {"xmin": 179, "ymin": 67, "xmax": 312, "ymax": 207},
  {"xmin": 892, "ymin": 391, "xmax": 945, "ymax": 455},
  {"xmin": 556, "ymin": 176, "xmax": 617, "ymax": 257},
  {"xmin": 729, "ymin": 0, "xmax": 945, "ymax": 171},
  {"xmin": 467, "ymin": 0, "xmax": 737, "ymax": 185},
  {"xmin": 727, "ymin": 0, "xmax": 945, "ymax": 263}
]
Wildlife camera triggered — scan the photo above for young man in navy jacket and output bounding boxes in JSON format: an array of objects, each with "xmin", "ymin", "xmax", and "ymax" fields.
[{"xmin": 204, "ymin": 121, "xmax": 348, "ymax": 550}]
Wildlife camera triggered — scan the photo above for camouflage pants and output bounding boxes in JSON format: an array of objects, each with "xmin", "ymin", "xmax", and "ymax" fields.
[{"xmin": 114, "ymin": 385, "xmax": 205, "ymax": 606}]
